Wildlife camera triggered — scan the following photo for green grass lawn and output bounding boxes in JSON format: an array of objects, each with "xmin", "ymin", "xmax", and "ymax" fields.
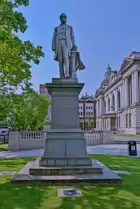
[
  {"xmin": 0, "ymin": 143, "xmax": 8, "ymax": 151},
  {"xmin": 0, "ymin": 155, "xmax": 140, "ymax": 209},
  {"xmin": 114, "ymin": 134, "xmax": 140, "ymax": 138}
]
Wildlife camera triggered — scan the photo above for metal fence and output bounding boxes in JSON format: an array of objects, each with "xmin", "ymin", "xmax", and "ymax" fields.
[{"xmin": 0, "ymin": 135, "xmax": 9, "ymax": 144}]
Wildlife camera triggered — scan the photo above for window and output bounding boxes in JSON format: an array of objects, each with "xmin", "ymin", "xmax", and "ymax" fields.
[
  {"xmin": 129, "ymin": 113, "xmax": 131, "ymax": 127},
  {"xmin": 126, "ymin": 114, "xmax": 128, "ymax": 128}
]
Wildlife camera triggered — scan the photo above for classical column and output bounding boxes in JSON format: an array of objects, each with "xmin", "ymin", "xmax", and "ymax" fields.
[
  {"xmin": 134, "ymin": 71, "xmax": 139, "ymax": 103},
  {"xmin": 110, "ymin": 94, "xmax": 113, "ymax": 111},
  {"xmin": 115, "ymin": 89, "xmax": 118, "ymax": 111},
  {"xmin": 98, "ymin": 99, "xmax": 100, "ymax": 116},
  {"xmin": 99, "ymin": 98, "xmax": 102, "ymax": 116},
  {"xmin": 125, "ymin": 78, "xmax": 128, "ymax": 107},
  {"xmin": 129, "ymin": 75, "xmax": 132, "ymax": 105},
  {"xmin": 121, "ymin": 81, "xmax": 124, "ymax": 108},
  {"xmin": 96, "ymin": 100, "xmax": 98, "ymax": 118},
  {"xmin": 132, "ymin": 72, "xmax": 135, "ymax": 104},
  {"xmin": 139, "ymin": 71, "xmax": 140, "ymax": 102},
  {"xmin": 105, "ymin": 97, "xmax": 108, "ymax": 113}
]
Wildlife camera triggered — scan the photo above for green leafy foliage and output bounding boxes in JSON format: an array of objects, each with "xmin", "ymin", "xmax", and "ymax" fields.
[
  {"xmin": 7, "ymin": 89, "xmax": 50, "ymax": 130},
  {"xmin": 0, "ymin": 0, "xmax": 46, "ymax": 128},
  {"xmin": 0, "ymin": 0, "xmax": 44, "ymax": 89}
]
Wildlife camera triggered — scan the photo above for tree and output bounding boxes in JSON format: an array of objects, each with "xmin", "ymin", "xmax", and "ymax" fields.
[
  {"xmin": 79, "ymin": 121, "xmax": 83, "ymax": 129},
  {"xmin": 0, "ymin": 0, "xmax": 45, "ymax": 123},
  {"xmin": 0, "ymin": 0, "xmax": 44, "ymax": 90},
  {"xmin": 7, "ymin": 89, "xmax": 50, "ymax": 130},
  {"xmin": 89, "ymin": 119, "xmax": 94, "ymax": 129}
]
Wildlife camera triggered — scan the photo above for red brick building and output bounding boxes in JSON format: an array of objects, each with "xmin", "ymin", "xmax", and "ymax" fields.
[
  {"xmin": 79, "ymin": 93, "xmax": 96, "ymax": 130},
  {"xmin": 39, "ymin": 84, "xmax": 52, "ymax": 102}
]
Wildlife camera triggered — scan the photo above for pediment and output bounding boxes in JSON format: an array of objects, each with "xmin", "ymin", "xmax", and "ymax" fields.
[{"xmin": 119, "ymin": 59, "xmax": 133, "ymax": 72}]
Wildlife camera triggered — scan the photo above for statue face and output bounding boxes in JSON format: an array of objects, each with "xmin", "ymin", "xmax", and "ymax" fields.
[{"xmin": 60, "ymin": 15, "xmax": 67, "ymax": 24}]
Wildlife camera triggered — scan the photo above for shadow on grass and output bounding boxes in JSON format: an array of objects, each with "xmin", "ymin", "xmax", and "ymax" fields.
[
  {"xmin": 60, "ymin": 187, "xmax": 140, "ymax": 209},
  {"xmin": 60, "ymin": 155, "xmax": 140, "ymax": 209},
  {"xmin": 0, "ymin": 148, "xmax": 6, "ymax": 151},
  {"xmin": 0, "ymin": 157, "xmax": 52, "ymax": 209},
  {"xmin": 0, "ymin": 182, "xmax": 50, "ymax": 209},
  {"xmin": 0, "ymin": 157, "xmax": 37, "ymax": 172},
  {"xmin": 0, "ymin": 155, "xmax": 140, "ymax": 209}
]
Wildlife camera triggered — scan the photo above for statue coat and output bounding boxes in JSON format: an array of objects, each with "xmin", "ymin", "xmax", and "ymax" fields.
[{"xmin": 52, "ymin": 24, "xmax": 75, "ymax": 62}]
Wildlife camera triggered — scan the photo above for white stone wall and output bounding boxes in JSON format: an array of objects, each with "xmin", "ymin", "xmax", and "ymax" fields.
[
  {"xmin": 96, "ymin": 52, "xmax": 140, "ymax": 135},
  {"xmin": 8, "ymin": 131, "xmax": 45, "ymax": 151}
]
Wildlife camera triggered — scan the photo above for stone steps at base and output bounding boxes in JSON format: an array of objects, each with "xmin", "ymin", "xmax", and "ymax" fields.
[
  {"xmin": 29, "ymin": 159, "xmax": 102, "ymax": 175},
  {"xmin": 30, "ymin": 167, "xmax": 102, "ymax": 176},
  {"xmin": 11, "ymin": 160, "xmax": 122, "ymax": 186},
  {"xmin": 11, "ymin": 177, "xmax": 122, "ymax": 186}
]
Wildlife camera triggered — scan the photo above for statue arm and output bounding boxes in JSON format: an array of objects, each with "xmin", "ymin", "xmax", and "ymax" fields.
[
  {"xmin": 52, "ymin": 27, "xmax": 57, "ymax": 51},
  {"xmin": 70, "ymin": 26, "xmax": 75, "ymax": 46}
]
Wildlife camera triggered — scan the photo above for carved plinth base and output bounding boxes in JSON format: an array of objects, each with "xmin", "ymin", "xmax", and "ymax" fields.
[
  {"xmin": 30, "ymin": 159, "xmax": 102, "ymax": 176},
  {"xmin": 40, "ymin": 129, "xmax": 92, "ymax": 167}
]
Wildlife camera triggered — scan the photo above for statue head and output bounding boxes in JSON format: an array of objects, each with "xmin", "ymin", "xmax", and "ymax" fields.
[{"xmin": 60, "ymin": 13, "xmax": 67, "ymax": 24}]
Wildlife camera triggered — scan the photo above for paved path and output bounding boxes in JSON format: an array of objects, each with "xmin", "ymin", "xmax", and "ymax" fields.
[
  {"xmin": 87, "ymin": 144, "xmax": 140, "ymax": 157},
  {"xmin": 0, "ymin": 144, "xmax": 140, "ymax": 159}
]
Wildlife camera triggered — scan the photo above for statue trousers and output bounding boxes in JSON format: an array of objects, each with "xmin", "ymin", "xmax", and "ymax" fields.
[{"xmin": 57, "ymin": 39, "xmax": 70, "ymax": 78}]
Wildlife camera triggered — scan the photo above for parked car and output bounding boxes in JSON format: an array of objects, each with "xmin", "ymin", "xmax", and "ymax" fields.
[{"xmin": 0, "ymin": 130, "xmax": 8, "ymax": 136}]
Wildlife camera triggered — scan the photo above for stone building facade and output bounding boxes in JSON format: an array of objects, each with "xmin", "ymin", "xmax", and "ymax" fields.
[
  {"xmin": 95, "ymin": 52, "xmax": 140, "ymax": 135},
  {"xmin": 79, "ymin": 94, "xmax": 96, "ymax": 130}
]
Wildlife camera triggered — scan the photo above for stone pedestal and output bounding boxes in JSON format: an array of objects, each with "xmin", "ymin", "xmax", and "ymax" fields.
[
  {"xmin": 39, "ymin": 78, "xmax": 92, "ymax": 167},
  {"xmin": 12, "ymin": 78, "xmax": 122, "ymax": 186}
]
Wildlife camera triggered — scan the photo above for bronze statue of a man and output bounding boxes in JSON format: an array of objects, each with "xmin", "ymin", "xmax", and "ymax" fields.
[{"xmin": 52, "ymin": 13, "xmax": 85, "ymax": 79}]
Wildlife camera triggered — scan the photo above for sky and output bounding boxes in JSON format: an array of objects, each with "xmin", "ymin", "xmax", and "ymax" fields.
[{"xmin": 19, "ymin": 0, "xmax": 140, "ymax": 96}]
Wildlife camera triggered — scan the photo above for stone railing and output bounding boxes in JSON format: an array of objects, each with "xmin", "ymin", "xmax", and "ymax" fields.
[
  {"xmin": 84, "ymin": 131, "xmax": 103, "ymax": 145},
  {"xmin": 8, "ymin": 130, "xmax": 114, "ymax": 151},
  {"xmin": 8, "ymin": 131, "xmax": 45, "ymax": 151},
  {"xmin": 20, "ymin": 131, "xmax": 43, "ymax": 140},
  {"xmin": 84, "ymin": 130, "xmax": 114, "ymax": 145}
]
